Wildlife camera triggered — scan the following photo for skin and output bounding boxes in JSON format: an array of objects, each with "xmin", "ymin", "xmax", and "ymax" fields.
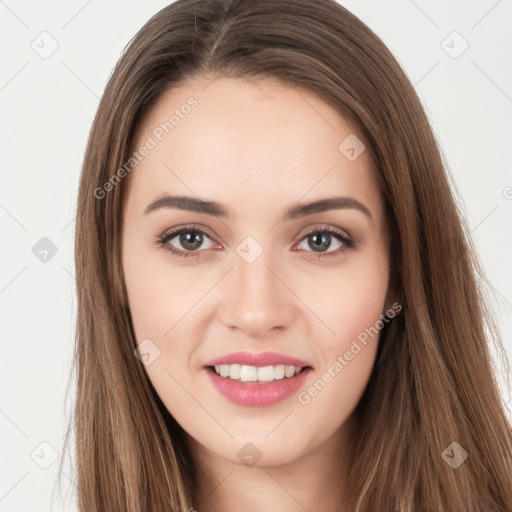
[{"xmin": 121, "ymin": 75, "xmax": 393, "ymax": 512}]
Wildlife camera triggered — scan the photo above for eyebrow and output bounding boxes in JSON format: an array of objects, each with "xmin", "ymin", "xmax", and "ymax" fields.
[{"xmin": 143, "ymin": 194, "xmax": 372, "ymax": 221}]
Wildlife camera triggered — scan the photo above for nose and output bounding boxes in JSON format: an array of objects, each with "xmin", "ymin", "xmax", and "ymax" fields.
[{"xmin": 218, "ymin": 249, "xmax": 295, "ymax": 337}]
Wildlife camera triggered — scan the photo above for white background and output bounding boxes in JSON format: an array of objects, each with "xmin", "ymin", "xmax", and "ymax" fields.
[{"xmin": 1, "ymin": 1, "xmax": 511, "ymax": 510}]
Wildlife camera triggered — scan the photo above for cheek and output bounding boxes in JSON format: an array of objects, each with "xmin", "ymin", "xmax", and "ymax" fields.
[
  {"xmin": 123, "ymin": 245, "xmax": 206, "ymax": 413},
  {"xmin": 123, "ymin": 240, "xmax": 213, "ymax": 405},
  {"xmin": 123, "ymin": 240, "xmax": 200, "ymax": 342},
  {"xmin": 293, "ymin": 251, "xmax": 389, "ymax": 414},
  {"xmin": 299, "ymin": 250, "xmax": 389, "ymax": 350}
]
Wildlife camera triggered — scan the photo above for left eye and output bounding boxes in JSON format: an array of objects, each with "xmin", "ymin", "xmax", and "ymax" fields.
[
  {"xmin": 157, "ymin": 226, "xmax": 353, "ymax": 258},
  {"xmin": 295, "ymin": 228, "xmax": 354, "ymax": 256}
]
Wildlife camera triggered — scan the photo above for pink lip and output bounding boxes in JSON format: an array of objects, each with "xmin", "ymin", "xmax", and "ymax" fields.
[
  {"xmin": 205, "ymin": 366, "xmax": 312, "ymax": 407},
  {"xmin": 203, "ymin": 350, "xmax": 311, "ymax": 368}
]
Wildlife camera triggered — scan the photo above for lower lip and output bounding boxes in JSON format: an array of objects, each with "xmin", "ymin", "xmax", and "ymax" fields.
[{"xmin": 205, "ymin": 367, "xmax": 312, "ymax": 407}]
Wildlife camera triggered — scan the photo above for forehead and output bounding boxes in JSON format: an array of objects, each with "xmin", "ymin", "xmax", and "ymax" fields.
[{"xmin": 126, "ymin": 75, "xmax": 381, "ymax": 216}]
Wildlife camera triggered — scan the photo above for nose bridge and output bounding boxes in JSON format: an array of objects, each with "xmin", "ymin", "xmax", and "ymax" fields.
[{"xmin": 219, "ymin": 242, "xmax": 294, "ymax": 335}]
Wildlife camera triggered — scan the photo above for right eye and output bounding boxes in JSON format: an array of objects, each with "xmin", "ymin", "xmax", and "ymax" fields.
[{"xmin": 157, "ymin": 225, "xmax": 221, "ymax": 258}]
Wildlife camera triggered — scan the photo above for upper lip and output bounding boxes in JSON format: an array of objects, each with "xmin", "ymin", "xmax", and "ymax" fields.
[{"xmin": 204, "ymin": 351, "xmax": 312, "ymax": 368}]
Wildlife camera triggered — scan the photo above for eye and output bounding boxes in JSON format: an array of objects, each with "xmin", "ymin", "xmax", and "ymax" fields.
[
  {"xmin": 156, "ymin": 225, "xmax": 354, "ymax": 259},
  {"xmin": 156, "ymin": 225, "xmax": 219, "ymax": 258},
  {"xmin": 295, "ymin": 227, "xmax": 354, "ymax": 258}
]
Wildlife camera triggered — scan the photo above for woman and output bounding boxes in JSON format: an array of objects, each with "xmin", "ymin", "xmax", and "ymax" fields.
[{"xmin": 62, "ymin": 0, "xmax": 512, "ymax": 510}]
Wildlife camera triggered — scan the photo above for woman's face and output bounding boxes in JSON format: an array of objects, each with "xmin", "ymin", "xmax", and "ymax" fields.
[{"xmin": 121, "ymin": 75, "xmax": 392, "ymax": 467}]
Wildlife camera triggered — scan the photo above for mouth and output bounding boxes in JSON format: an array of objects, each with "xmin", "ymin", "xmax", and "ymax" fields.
[
  {"xmin": 202, "ymin": 350, "xmax": 313, "ymax": 406},
  {"xmin": 204, "ymin": 364, "xmax": 313, "ymax": 407}
]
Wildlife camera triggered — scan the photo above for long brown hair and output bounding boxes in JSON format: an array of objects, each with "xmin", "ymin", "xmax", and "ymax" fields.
[{"xmin": 59, "ymin": 0, "xmax": 512, "ymax": 510}]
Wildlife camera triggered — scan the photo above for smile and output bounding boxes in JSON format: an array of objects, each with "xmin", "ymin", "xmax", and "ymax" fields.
[
  {"xmin": 205, "ymin": 365, "xmax": 312, "ymax": 407},
  {"xmin": 203, "ymin": 350, "xmax": 313, "ymax": 406}
]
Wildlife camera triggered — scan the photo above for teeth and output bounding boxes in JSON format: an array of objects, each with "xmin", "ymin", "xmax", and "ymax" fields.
[
  {"xmin": 213, "ymin": 364, "xmax": 303, "ymax": 382},
  {"xmin": 285, "ymin": 365, "xmax": 296, "ymax": 378},
  {"xmin": 229, "ymin": 364, "xmax": 240, "ymax": 380},
  {"xmin": 240, "ymin": 364, "xmax": 257, "ymax": 381}
]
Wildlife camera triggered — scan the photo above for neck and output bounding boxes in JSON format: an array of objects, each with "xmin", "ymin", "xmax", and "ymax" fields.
[{"xmin": 187, "ymin": 415, "xmax": 356, "ymax": 512}]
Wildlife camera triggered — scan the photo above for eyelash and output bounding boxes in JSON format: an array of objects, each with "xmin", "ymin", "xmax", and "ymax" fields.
[{"xmin": 156, "ymin": 225, "xmax": 355, "ymax": 259}]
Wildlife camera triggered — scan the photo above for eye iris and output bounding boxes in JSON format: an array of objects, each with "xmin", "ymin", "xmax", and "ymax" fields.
[
  {"xmin": 309, "ymin": 232, "xmax": 331, "ymax": 252},
  {"xmin": 180, "ymin": 231, "xmax": 203, "ymax": 250}
]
